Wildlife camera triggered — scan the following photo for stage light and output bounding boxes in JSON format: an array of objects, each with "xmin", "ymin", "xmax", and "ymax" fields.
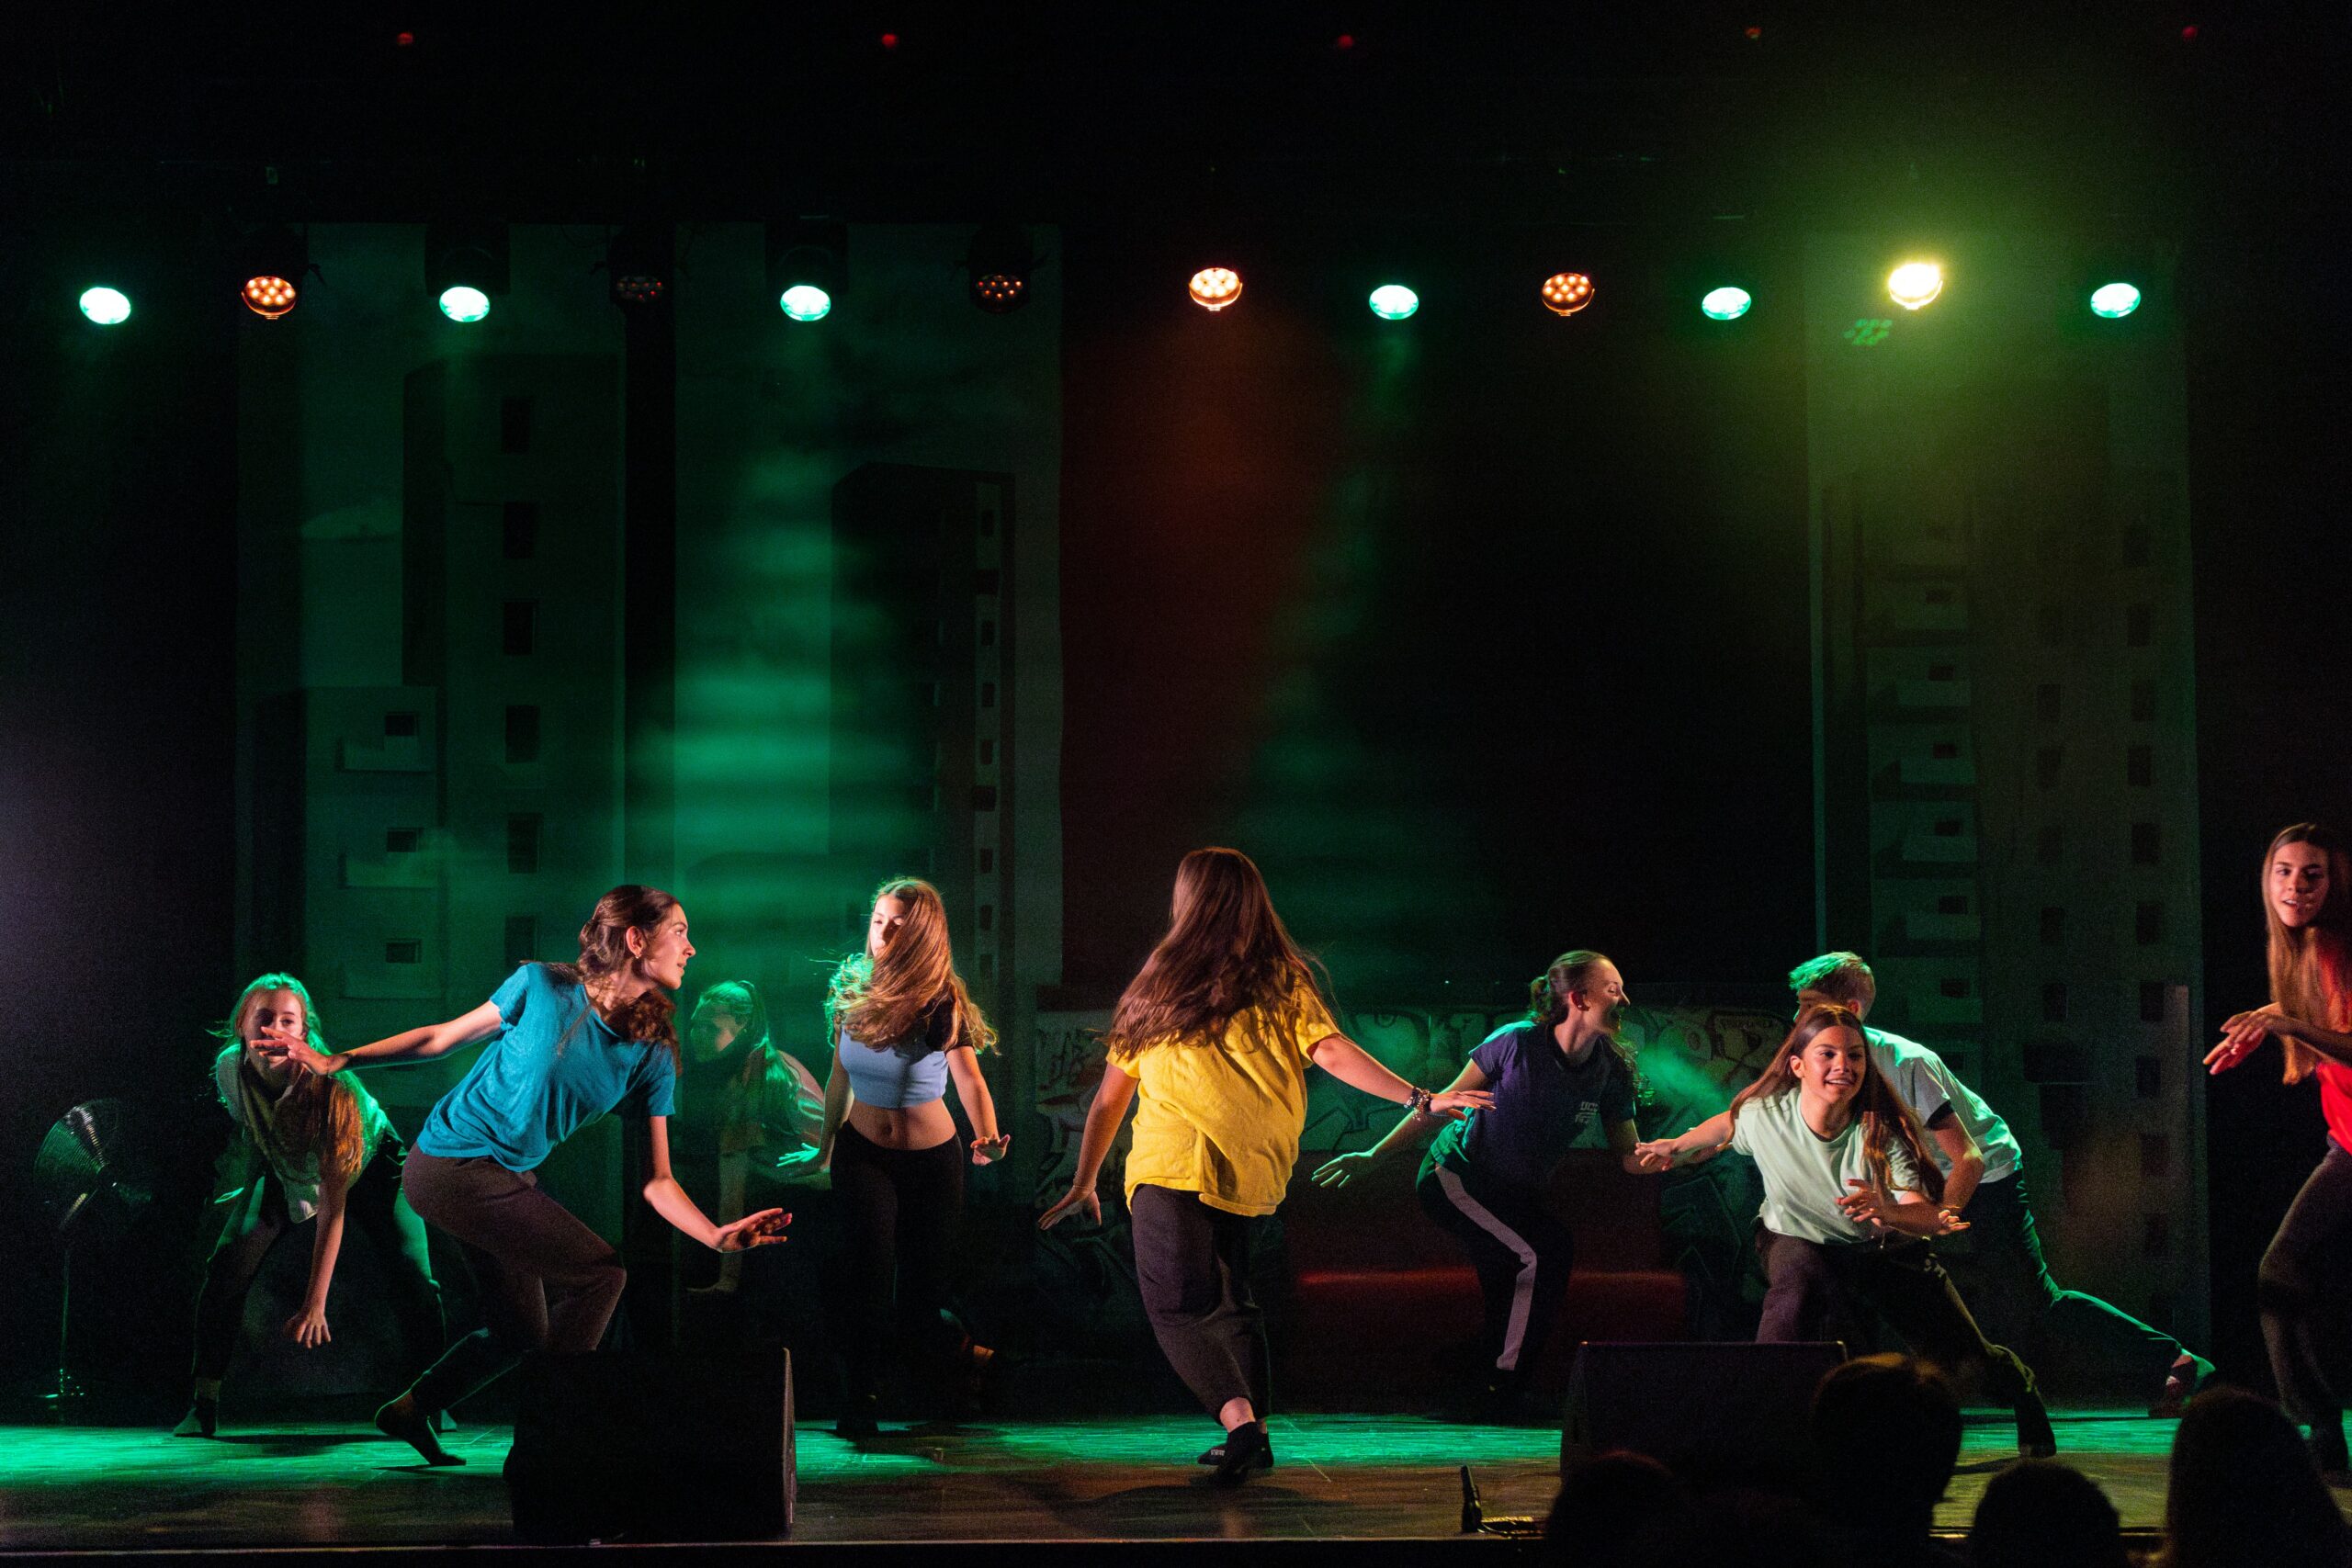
[
  {"xmin": 768, "ymin": 220, "xmax": 846, "ymax": 323},
  {"xmin": 965, "ymin": 223, "xmax": 1037, "ymax": 314},
  {"xmin": 439, "ymin": 287, "xmax": 492, "ymax": 322},
  {"xmin": 2089, "ymin": 282, "xmax": 2142, "ymax": 319},
  {"xmin": 1188, "ymin": 267, "xmax": 1242, "ymax": 311},
  {"xmin": 238, "ymin": 224, "xmax": 309, "ymax": 319},
  {"xmin": 243, "ymin": 276, "xmax": 299, "ymax": 319},
  {"xmin": 606, "ymin": 224, "xmax": 669, "ymax": 310},
  {"xmin": 1702, "ymin": 286, "xmax": 1753, "ymax": 321},
  {"xmin": 79, "ymin": 287, "xmax": 132, "ymax": 326},
  {"xmin": 1541, "ymin": 272, "xmax": 1594, "ymax": 316},
  {"xmin": 1368, "ymin": 284, "xmax": 1419, "ymax": 321},
  {"xmin": 1887, "ymin": 261, "xmax": 1943, "ymax": 310}
]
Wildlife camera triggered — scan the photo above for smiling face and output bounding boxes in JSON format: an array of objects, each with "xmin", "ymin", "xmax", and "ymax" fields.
[
  {"xmin": 631, "ymin": 906, "xmax": 695, "ymax": 990},
  {"xmin": 1791, "ymin": 1025, "xmax": 1870, "ymax": 1107},
  {"xmin": 2270, "ymin": 840, "xmax": 2331, "ymax": 930},
  {"xmin": 866, "ymin": 894, "xmax": 911, "ymax": 960}
]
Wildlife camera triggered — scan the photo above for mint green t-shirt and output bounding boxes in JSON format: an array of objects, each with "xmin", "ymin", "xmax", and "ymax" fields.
[{"xmin": 1728, "ymin": 1089, "xmax": 1923, "ymax": 1246}]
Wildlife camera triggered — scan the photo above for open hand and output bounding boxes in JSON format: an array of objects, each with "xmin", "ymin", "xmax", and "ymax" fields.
[
  {"xmin": 258, "ymin": 1037, "xmax": 343, "ymax": 1077},
  {"xmin": 1312, "ymin": 1151, "xmax": 1377, "ymax": 1188},
  {"xmin": 970, "ymin": 1134, "xmax": 1012, "ymax": 1166},
  {"xmin": 1631, "ymin": 1140, "xmax": 1679, "ymax": 1174},
  {"xmin": 1426, "ymin": 1089, "xmax": 1495, "ymax": 1121},
  {"xmin": 1038, "ymin": 1184, "xmax": 1100, "ymax": 1231},
  {"xmin": 716, "ymin": 1208, "xmax": 790, "ymax": 1252},
  {"xmin": 282, "ymin": 1303, "xmax": 331, "ymax": 1348},
  {"xmin": 2208, "ymin": 1008, "xmax": 2290, "ymax": 1074}
]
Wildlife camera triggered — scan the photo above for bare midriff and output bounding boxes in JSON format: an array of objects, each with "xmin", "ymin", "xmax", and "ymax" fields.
[{"xmin": 845, "ymin": 1098, "xmax": 957, "ymax": 1153}]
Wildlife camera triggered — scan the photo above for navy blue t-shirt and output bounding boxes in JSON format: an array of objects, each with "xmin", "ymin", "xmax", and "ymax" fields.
[
  {"xmin": 416, "ymin": 964, "xmax": 679, "ymax": 1172},
  {"xmin": 1428, "ymin": 1022, "xmax": 1637, "ymax": 1191}
]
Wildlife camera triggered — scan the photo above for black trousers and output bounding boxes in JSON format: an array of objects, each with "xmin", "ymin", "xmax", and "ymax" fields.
[
  {"xmin": 2260, "ymin": 1142, "xmax": 2352, "ymax": 1428},
  {"xmin": 1756, "ymin": 1227, "xmax": 2041, "ymax": 1408},
  {"xmin": 1416, "ymin": 1160, "xmax": 1574, "ymax": 1377},
  {"xmin": 1939, "ymin": 1172, "xmax": 2197, "ymax": 1391},
  {"xmin": 1129, "ymin": 1183, "xmax": 1271, "ymax": 1419},
  {"xmin": 190, "ymin": 1145, "xmax": 443, "ymax": 1383},
  {"xmin": 830, "ymin": 1124, "xmax": 971, "ymax": 1401},
  {"xmin": 399, "ymin": 1150, "xmax": 628, "ymax": 1415}
]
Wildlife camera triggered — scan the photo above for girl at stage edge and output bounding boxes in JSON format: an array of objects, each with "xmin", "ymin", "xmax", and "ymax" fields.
[
  {"xmin": 1636, "ymin": 1003, "xmax": 2055, "ymax": 1458},
  {"xmin": 267, "ymin": 886, "xmax": 786, "ymax": 1464},
  {"xmin": 819, "ymin": 877, "xmax": 1010, "ymax": 1439},
  {"xmin": 1313, "ymin": 949, "xmax": 1646, "ymax": 1413},
  {"xmin": 2207, "ymin": 822, "xmax": 2352, "ymax": 1473},
  {"xmin": 176, "ymin": 975, "xmax": 444, "ymax": 1437},
  {"xmin": 1039, "ymin": 847, "xmax": 1491, "ymax": 1483}
]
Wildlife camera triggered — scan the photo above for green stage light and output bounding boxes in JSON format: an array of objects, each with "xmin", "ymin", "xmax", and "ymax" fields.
[
  {"xmin": 780, "ymin": 284, "xmax": 832, "ymax": 321},
  {"xmin": 438, "ymin": 286, "xmax": 492, "ymax": 323},
  {"xmin": 1368, "ymin": 284, "xmax": 1419, "ymax": 321},
  {"xmin": 2090, "ymin": 282, "xmax": 2142, "ymax": 319},
  {"xmin": 1701, "ymin": 286, "xmax": 1752, "ymax": 321},
  {"xmin": 79, "ymin": 287, "xmax": 132, "ymax": 326}
]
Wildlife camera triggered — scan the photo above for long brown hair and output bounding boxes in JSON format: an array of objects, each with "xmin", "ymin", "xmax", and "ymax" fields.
[
  {"xmin": 828, "ymin": 878, "xmax": 997, "ymax": 1055},
  {"xmin": 547, "ymin": 885, "xmax": 683, "ymax": 1068},
  {"xmin": 213, "ymin": 975, "xmax": 368, "ymax": 1181},
  {"xmin": 1526, "ymin": 949, "xmax": 1647, "ymax": 1101},
  {"xmin": 2263, "ymin": 824, "xmax": 2352, "ymax": 1086},
  {"xmin": 1107, "ymin": 847, "xmax": 1329, "ymax": 1055},
  {"xmin": 1725, "ymin": 1004, "xmax": 1942, "ymax": 1202}
]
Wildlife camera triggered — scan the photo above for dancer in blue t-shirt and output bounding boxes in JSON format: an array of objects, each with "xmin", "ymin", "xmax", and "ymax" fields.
[
  {"xmin": 1313, "ymin": 950, "xmax": 1647, "ymax": 1414},
  {"xmin": 266, "ymin": 886, "xmax": 786, "ymax": 1464}
]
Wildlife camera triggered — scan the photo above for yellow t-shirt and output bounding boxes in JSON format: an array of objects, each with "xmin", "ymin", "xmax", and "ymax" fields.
[{"xmin": 1112, "ymin": 981, "xmax": 1339, "ymax": 1217}]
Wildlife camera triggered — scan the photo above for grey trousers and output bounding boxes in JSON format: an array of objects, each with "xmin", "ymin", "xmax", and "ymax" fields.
[{"xmin": 1130, "ymin": 1184, "xmax": 1271, "ymax": 1419}]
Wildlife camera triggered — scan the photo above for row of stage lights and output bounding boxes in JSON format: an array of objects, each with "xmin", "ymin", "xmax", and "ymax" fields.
[{"xmin": 67, "ymin": 223, "xmax": 2150, "ymax": 329}]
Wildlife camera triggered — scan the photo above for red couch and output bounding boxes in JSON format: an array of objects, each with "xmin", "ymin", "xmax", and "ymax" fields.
[{"xmin": 1276, "ymin": 1150, "xmax": 1688, "ymax": 1409}]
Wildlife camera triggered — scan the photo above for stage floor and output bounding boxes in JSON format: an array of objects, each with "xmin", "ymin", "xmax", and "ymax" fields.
[{"xmin": 3, "ymin": 1411, "xmax": 2343, "ymax": 1554}]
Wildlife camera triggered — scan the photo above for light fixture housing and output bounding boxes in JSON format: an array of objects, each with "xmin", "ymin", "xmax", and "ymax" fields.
[
  {"xmin": 426, "ymin": 220, "xmax": 509, "ymax": 324},
  {"xmin": 1887, "ymin": 261, "xmax": 1944, "ymax": 310},
  {"xmin": 606, "ymin": 224, "xmax": 670, "ymax": 310},
  {"xmin": 79, "ymin": 286, "xmax": 133, "ymax": 326},
  {"xmin": 1541, "ymin": 272, "xmax": 1595, "ymax": 316},
  {"xmin": 2089, "ymin": 281, "xmax": 2143, "ymax": 319},
  {"xmin": 767, "ymin": 220, "xmax": 846, "ymax": 323},
  {"xmin": 1701, "ymin": 286, "xmax": 1754, "ymax": 321},
  {"xmin": 1368, "ymin": 284, "xmax": 1419, "ymax": 321},
  {"xmin": 1188, "ymin": 267, "xmax": 1243, "ymax": 311},
  {"xmin": 238, "ymin": 224, "xmax": 310, "ymax": 319},
  {"xmin": 964, "ymin": 223, "xmax": 1037, "ymax": 314}
]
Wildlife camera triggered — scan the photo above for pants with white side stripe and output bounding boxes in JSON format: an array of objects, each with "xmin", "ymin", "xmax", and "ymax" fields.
[{"xmin": 1416, "ymin": 1158, "xmax": 1575, "ymax": 1380}]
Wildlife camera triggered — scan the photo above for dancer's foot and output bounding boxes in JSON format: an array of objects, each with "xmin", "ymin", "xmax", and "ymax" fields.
[
  {"xmin": 2015, "ymin": 1393, "xmax": 2057, "ymax": 1460},
  {"xmin": 1208, "ymin": 1420, "xmax": 1271, "ymax": 1486},
  {"xmin": 171, "ymin": 1396, "xmax": 218, "ymax": 1438},
  {"xmin": 432, "ymin": 1407, "xmax": 458, "ymax": 1434},
  {"xmin": 2149, "ymin": 1352, "xmax": 2213, "ymax": 1418},
  {"xmin": 1196, "ymin": 1433, "xmax": 1276, "ymax": 1470},
  {"xmin": 374, "ymin": 1394, "xmax": 463, "ymax": 1466}
]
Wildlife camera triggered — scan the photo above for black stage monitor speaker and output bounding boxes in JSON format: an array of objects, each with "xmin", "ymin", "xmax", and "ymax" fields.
[
  {"xmin": 1563, "ymin": 1341, "xmax": 1846, "ymax": 1489},
  {"xmin": 505, "ymin": 1347, "xmax": 795, "ymax": 1543}
]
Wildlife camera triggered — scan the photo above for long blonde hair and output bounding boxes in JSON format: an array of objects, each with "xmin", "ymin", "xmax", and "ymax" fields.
[
  {"xmin": 1726, "ymin": 1004, "xmax": 1942, "ymax": 1203},
  {"xmin": 1107, "ymin": 847, "xmax": 1329, "ymax": 1055},
  {"xmin": 828, "ymin": 878, "xmax": 996, "ymax": 1055},
  {"xmin": 213, "ymin": 974, "xmax": 368, "ymax": 1181},
  {"xmin": 2262, "ymin": 823, "xmax": 2352, "ymax": 1085}
]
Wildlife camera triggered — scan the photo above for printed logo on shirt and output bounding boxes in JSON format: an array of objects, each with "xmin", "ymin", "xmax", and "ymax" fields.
[{"xmin": 1575, "ymin": 1101, "xmax": 1599, "ymax": 1128}]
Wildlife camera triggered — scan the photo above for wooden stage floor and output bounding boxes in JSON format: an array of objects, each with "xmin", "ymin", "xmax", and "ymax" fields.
[{"xmin": 3, "ymin": 1411, "xmax": 2344, "ymax": 1559}]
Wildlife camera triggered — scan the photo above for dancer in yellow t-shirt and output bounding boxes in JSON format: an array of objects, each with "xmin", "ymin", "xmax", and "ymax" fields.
[{"xmin": 1040, "ymin": 847, "xmax": 1490, "ymax": 1483}]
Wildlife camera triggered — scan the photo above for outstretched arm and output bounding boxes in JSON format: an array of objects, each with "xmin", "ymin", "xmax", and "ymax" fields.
[
  {"xmin": 285, "ymin": 1162, "xmax": 349, "ymax": 1348},
  {"xmin": 1039, "ymin": 1063, "xmax": 1139, "ymax": 1230},
  {"xmin": 945, "ymin": 1046, "xmax": 1012, "ymax": 1165},
  {"xmin": 266, "ymin": 1000, "xmax": 505, "ymax": 1076},
  {"xmin": 639, "ymin": 1118, "xmax": 789, "ymax": 1252},
  {"xmin": 1313, "ymin": 1060, "xmax": 1492, "ymax": 1188},
  {"xmin": 1306, "ymin": 1034, "xmax": 1494, "ymax": 1119},
  {"xmin": 1632, "ymin": 1110, "xmax": 1735, "ymax": 1172}
]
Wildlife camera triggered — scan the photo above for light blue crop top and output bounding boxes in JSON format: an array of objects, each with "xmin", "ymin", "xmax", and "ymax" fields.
[{"xmin": 837, "ymin": 999, "xmax": 956, "ymax": 1109}]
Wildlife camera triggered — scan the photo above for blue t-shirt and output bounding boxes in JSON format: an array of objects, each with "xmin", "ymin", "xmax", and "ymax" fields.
[
  {"xmin": 1428, "ymin": 1022, "xmax": 1637, "ymax": 1191},
  {"xmin": 416, "ymin": 964, "xmax": 679, "ymax": 1172},
  {"xmin": 836, "ymin": 998, "xmax": 956, "ymax": 1110}
]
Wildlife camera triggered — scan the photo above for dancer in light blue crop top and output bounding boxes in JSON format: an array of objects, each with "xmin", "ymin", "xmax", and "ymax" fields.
[{"xmin": 819, "ymin": 877, "xmax": 1009, "ymax": 1439}]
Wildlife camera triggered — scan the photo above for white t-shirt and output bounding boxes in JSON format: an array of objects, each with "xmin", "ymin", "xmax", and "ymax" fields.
[
  {"xmin": 213, "ymin": 1045, "xmax": 393, "ymax": 1224},
  {"xmin": 1728, "ymin": 1089, "xmax": 1924, "ymax": 1247},
  {"xmin": 1866, "ymin": 1028, "xmax": 2020, "ymax": 1186}
]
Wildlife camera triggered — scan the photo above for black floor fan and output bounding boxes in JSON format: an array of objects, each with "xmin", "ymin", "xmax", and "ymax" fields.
[{"xmin": 34, "ymin": 1100, "xmax": 153, "ymax": 1419}]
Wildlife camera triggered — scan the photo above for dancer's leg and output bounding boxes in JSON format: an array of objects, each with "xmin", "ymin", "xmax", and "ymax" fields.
[
  {"xmin": 891, "ymin": 1136, "xmax": 975, "ymax": 1384},
  {"xmin": 178, "ymin": 1173, "xmax": 288, "ymax": 1433},
  {"xmin": 1418, "ymin": 1164, "xmax": 1571, "ymax": 1381},
  {"xmin": 1130, "ymin": 1184, "xmax": 1261, "ymax": 1420},
  {"xmin": 2259, "ymin": 1144, "xmax": 2352, "ymax": 1466},
  {"xmin": 344, "ymin": 1152, "xmax": 447, "ymax": 1373},
  {"xmin": 1851, "ymin": 1241, "xmax": 2052, "ymax": 1455},
  {"xmin": 829, "ymin": 1125, "xmax": 899, "ymax": 1425},
  {"xmin": 1753, "ymin": 1228, "xmax": 1839, "ymax": 1343}
]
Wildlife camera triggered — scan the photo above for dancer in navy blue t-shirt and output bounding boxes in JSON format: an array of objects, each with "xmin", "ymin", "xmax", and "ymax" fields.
[
  {"xmin": 267, "ymin": 886, "xmax": 787, "ymax": 1464},
  {"xmin": 1313, "ymin": 950, "xmax": 1646, "ymax": 1414}
]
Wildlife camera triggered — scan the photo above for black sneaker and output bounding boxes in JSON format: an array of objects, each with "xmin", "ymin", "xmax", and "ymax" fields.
[
  {"xmin": 1196, "ymin": 1434, "xmax": 1277, "ymax": 1470},
  {"xmin": 2015, "ymin": 1394, "xmax": 2057, "ymax": 1460},
  {"xmin": 835, "ymin": 1394, "xmax": 880, "ymax": 1442},
  {"xmin": 1208, "ymin": 1420, "xmax": 1271, "ymax": 1485}
]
